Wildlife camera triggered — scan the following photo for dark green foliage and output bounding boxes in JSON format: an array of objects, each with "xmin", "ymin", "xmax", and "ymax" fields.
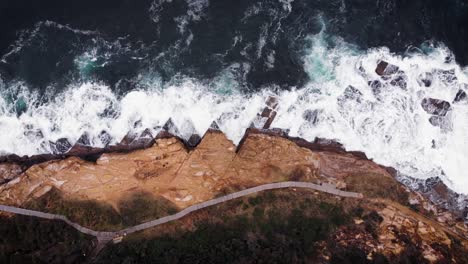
[
  {"xmin": 24, "ymin": 188, "xmax": 178, "ymax": 231},
  {"xmin": 96, "ymin": 191, "xmax": 352, "ymax": 264},
  {"xmin": 0, "ymin": 215, "xmax": 93, "ymax": 264},
  {"xmin": 25, "ymin": 188, "xmax": 122, "ymax": 231},
  {"xmin": 118, "ymin": 192, "xmax": 178, "ymax": 226},
  {"xmin": 345, "ymin": 173, "xmax": 409, "ymax": 204}
]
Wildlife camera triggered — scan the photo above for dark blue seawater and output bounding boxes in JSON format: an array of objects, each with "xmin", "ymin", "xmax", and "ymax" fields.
[
  {"xmin": 0, "ymin": 0, "xmax": 467, "ymax": 196},
  {"xmin": 0, "ymin": 0, "xmax": 466, "ymax": 92}
]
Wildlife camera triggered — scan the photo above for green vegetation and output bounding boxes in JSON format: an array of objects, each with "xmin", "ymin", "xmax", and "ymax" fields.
[
  {"xmin": 118, "ymin": 191, "xmax": 178, "ymax": 226},
  {"xmin": 24, "ymin": 188, "xmax": 178, "ymax": 231},
  {"xmin": 0, "ymin": 215, "xmax": 93, "ymax": 264},
  {"xmin": 96, "ymin": 190, "xmax": 353, "ymax": 263},
  {"xmin": 344, "ymin": 172, "xmax": 409, "ymax": 204}
]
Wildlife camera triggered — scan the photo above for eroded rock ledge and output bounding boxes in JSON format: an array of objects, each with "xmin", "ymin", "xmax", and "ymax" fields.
[{"xmin": 1, "ymin": 127, "xmax": 467, "ymax": 262}]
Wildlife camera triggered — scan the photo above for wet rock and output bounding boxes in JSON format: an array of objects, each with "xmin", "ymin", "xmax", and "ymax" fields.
[
  {"xmin": 24, "ymin": 128, "xmax": 44, "ymax": 140},
  {"xmin": 390, "ymin": 72, "xmax": 408, "ymax": 90},
  {"xmin": 250, "ymin": 96, "xmax": 279, "ymax": 130},
  {"xmin": 341, "ymin": 86, "xmax": 363, "ymax": 103},
  {"xmin": 120, "ymin": 129, "xmax": 154, "ymax": 149},
  {"xmin": 435, "ymin": 69, "xmax": 457, "ymax": 85},
  {"xmin": 67, "ymin": 132, "xmax": 103, "ymax": 157},
  {"xmin": 418, "ymin": 72, "xmax": 433, "ymax": 87},
  {"xmin": 265, "ymin": 96, "xmax": 279, "ymax": 109},
  {"xmin": 163, "ymin": 118, "xmax": 180, "ymax": 136},
  {"xmin": 421, "ymin": 98, "xmax": 451, "ymax": 116},
  {"xmin": 133, "ymin": 120, "xmax": 142, "ymax": 129},
  {"xmin": 50, "ymin": 138, "xmax": 72, "ymax": 154},
  {"xmin": 375, "ymin": 60, "xmax": 399, "ymax": 76},
  {"xmin": 209, "ymin": 121, "xmax": 220, "ymax": 130},
  {"xmin": 453, "ymin": 89, "xmax": 467, "ymax": 103},
  {"xmin": 302, "ymin": 109, "xmax": 319, "ymax": 124},
  {"xmin": 429, "ymin": 116, "xmax": 452, "ymax": 130},
  {"xmin": 119, "ymin": 132, "xmax": 138, "ymax": 146},
  {"xmin": 368, "ymin": 80, "xmax": 383, "ymax": 98},
  {"xmin": 76, "ymin": 133, "xmax": 92, "ymax": 146},
  {"xmin": 99, "ymin": 131, "xmax": 112, "ymax": 146},
  {"xmin": 186, "ymin": 134, "xmax": 202, "ymax": 148},
  {"xmin": 259, "ymin": 107, "xmax": 277, "ymax": 129}
]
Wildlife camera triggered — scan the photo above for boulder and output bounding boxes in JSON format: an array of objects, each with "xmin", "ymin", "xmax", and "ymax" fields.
[
  {"xmin": 421, "ymin": 98, "xmax": 451, "ymax": 116},
  {"xmin": 453, "ymin": 89, "xmax": 467, "ymax": 103},
  {"xmin": 375, "ymin": 61, "xmax": 399, "ymax": 76}
]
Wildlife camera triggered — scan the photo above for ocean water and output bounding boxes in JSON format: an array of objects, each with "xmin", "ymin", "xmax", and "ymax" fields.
[{"xmin": 0, "ymin": 0, "xmax": 467, "ymax": 194}]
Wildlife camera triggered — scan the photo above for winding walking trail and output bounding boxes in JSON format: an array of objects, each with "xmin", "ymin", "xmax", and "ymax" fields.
[{"xmin": 0, "ymin": 181, "xmax": 362, "ymax": 251}]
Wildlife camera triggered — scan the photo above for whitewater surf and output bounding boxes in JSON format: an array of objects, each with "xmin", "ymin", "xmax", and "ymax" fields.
[{"xmin": 0, "ymin": 0, "xmax": 467, "ymax": 196}]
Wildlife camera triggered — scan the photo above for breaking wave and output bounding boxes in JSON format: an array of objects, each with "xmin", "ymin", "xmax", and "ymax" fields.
[
  {"xmin": 0, "ymin": 1, "xmax": 467, "ymax": 195},
  {"xmin": 1, "ymin": 30, "xmax": 467, "ymax": 194}
]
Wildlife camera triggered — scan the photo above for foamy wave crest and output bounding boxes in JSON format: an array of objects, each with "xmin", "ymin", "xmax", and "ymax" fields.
[
  {"xmin": 273, "ymin": 31, "xmax": 468, "ymax": 194},
  {"xmin": 0, "ymin": 80, "xmax": 268, "ymax": 156},
  {"xmin": 1, "ymin": 28, "xmax": 467, "ymax": 194}
]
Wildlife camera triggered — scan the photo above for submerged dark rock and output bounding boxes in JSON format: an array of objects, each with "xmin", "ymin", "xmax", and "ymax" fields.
[
  {"xmin": 390, "ymin": 72, "xmax": 408, "ymax": 90},
  {"xmin": 162, "ymin": 118, "xmax": 180, "ymax": 136},
  {"xmin": 429, "ymin": 116, "xmax": 451, "ymax": 130},
  {"xmin": 186, "ymin": 134, "xmax": 202, "ymax": 148},
  {"xmin": 375, "ymin": 61, "xmax": 399, "ymax": 76},
  {"xmin": 341, "ymin": 86, "xmax": 363, "ymax": 103},
  {"xmin": 302, "ymin": 109, "xmax": 319, "ymax": 124},
  {"xmin": 209, "ymin": 121, "xmax": 220, "ymax": 131},
  {"xmin": 453, "ymin": 89, "xmax": 467, "ymax": 103},
  {"xmin": 435, "ymin": 69, "xmax": 458, "ymax": 85},
  {"xmin": 368, "ymin": 80, "xmax": 383, "ymax": 98},
  {"xmin": 119, "ymin": 129, "xmax": 155, "ymax": 150},
  {"xmin": 76, "ymin": 133, "xmax": 92, "ymax": 146},
  {"xmin": 418, "ymin": 72, "xmax": 433, "ymax": 87},
  {"xmin": 50, "ymin": 138, "xmax": 73, "ymax": 154},
  {"xmin": 421, "ymin": 98, "xmax": 451, "ymax": 116},
  {"xmin": 99, "ymin": 131, "xmax": 112, "ymax": 147}
]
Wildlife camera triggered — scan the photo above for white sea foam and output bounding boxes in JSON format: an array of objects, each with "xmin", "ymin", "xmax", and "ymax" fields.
[
  {"xmin": 0, "ymin": 27, "xmax": 467, "ymax": 194},
  {"xmin": 273, "ymin": 33, "xmax": 468, "ymax": 194},
  {"xmin": 0, "ymin": 78, "xmax": 267, "ymax": 156}
]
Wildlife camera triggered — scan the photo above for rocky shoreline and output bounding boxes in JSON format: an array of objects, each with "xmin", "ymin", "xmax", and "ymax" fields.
[
  {"xmin": 1, "ymin": 113, "xmax": 467, "ymax": 262},
  {"xmin": 1, "ymin": 124, "xmax": 466, "ymax": 222}
]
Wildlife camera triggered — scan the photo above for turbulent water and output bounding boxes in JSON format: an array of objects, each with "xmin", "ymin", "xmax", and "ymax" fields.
[{"xmin": 0, "ymin": 0, "xmax": 467, "ymax": 194}]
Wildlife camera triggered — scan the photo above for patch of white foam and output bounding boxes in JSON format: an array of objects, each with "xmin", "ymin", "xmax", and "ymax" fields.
[
  {"xmin": 273, "ymin": 33, "xmax": 468, "ymax": 194},
  {"xmin": 0, "ymin": 78, "xmax": 267, "ymax": 156},
  {"xmin": 1, "ymin": 24, "xmax": 467, "ymax": 195}
]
